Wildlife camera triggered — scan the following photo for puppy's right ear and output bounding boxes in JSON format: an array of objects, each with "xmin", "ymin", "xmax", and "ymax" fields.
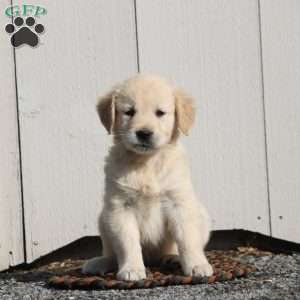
[
  {"xmin": 96, "ymin": 91, "xmax": 116, "ymax": 134},
  {"xmin": 174, "ymin": 88, "xmax": 196, "ymax": 135}
]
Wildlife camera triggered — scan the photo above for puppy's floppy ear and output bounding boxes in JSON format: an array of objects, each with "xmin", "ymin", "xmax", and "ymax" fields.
[
  {"xmin": 174, "ymin": 88, "xmax": 196, "ymax": 135},
  {"xmin": 96, "ymin": 90, "xmax": 116, "ymax": 134}
]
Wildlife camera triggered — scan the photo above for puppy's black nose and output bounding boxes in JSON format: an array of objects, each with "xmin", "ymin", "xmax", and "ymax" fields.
[{"xmin": 136, "ymin": 129, "xmax": 153, "ymax": 142}]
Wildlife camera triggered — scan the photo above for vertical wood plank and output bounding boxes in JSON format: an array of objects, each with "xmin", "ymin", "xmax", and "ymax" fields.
[
  {"xmin": 0, "ymin": 1, "xmax": 24, "ymax": 270},
  {"xmin": 13, "ymin": 0, "xmax": 137, "ymax": 261},
  {"xmin": 260, "ymin": 0, "xmax": 300, "ymax": 242},
  {"xmin": 136, "ymin": 0, "xmax": 270, "ymax": 234}
]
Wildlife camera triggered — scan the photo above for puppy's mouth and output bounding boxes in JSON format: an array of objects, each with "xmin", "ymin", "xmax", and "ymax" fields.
[{"xmin": 132, "ymin": 143, "xmax": 155, "ymax": 153}]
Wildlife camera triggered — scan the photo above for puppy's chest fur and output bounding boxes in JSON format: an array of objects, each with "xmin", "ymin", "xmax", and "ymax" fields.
[
  {"xmin": 107, "ymin": 150, "xmax": 177, "ymax": 245},
  {"xmin": 118, "ymin": 165, "xmax": 162, "ymax": 199},
  {"xmin": 108, "ymin": 147, "xmax": 177, "ymax": 201},
  {"xmin": 119, "ymin": 167, "xmax": 169, "ymax": 245}
]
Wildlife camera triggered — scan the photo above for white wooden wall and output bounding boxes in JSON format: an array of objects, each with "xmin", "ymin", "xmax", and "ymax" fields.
[
  {"xmin": 0, "ymin": 0, "xmax": 24, "ymax": 271},
  {"xmin": 260, "ymin": 0, "xmax": 300, "ymax": 243},
  {"xmin": 0, "ymin": 0, "xmax": 299, "ymax": 269}
]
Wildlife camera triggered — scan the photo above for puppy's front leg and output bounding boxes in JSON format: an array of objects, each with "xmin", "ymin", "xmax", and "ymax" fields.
[
  {"xmin": 166, "ymin": 189, "xmax": 213, "ymax": 277},
  {"xmin": 102, "ymin": 206, "xmax": 146, "ymax": 281}
]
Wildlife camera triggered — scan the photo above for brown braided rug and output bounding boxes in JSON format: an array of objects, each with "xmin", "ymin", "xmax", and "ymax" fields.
[{"xmin": 48, "ymin": 250, "xmax": 257, "ymax": 290}]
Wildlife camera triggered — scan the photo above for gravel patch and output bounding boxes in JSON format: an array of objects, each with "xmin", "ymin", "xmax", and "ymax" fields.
[{"xmin": 0, "ymin": 253, "xmax": 299, "ymax": 300}]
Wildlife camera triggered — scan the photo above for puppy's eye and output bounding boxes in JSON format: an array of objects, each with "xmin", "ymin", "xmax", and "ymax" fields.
[
  {"xmin": 124, "ymin": 108, "xmax": 136, "ymax": 117},
  {"xmin": 156, "ymin": 109, "xmax": 166, "ymax": 117}
]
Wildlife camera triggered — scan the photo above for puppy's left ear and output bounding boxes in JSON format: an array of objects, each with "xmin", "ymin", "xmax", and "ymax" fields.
[
  {"xmin": 174, "ymin": 88, "xmax": 196, "ymax": 135},
  {"xmin": 96, "ymin": 90, "xmax": 116, "ymax": 134}
]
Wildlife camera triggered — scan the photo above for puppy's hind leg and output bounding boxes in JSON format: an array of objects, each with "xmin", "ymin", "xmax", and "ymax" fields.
[
  {"xmin": 82, "ymin": 256, "xmax": 117, "ymax": 275},
  {"xmin": 82, "ymin": 213, "xmax": 117, "ymax": 275}
]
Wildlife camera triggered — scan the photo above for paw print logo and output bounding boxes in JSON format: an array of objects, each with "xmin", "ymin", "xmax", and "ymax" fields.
[{"xmin": 5, "ymin": 17, "xmax": 44, "ymax": 47}]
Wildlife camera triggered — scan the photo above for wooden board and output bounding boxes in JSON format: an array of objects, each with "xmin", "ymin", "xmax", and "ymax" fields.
[
  {"xmin": 136, "ymin": 0, "xmax": 270, "ymax": 234},
  {"xmin": 0, "ymin": 0, "xmax": 24, "ymax": 270},
  {"xmin": 12, "ymin": 0, "xmax": 138, "ymax": 262},
  {"xmin": 259, "ymin": 0, "xmax": 300, "ymax": 243}
]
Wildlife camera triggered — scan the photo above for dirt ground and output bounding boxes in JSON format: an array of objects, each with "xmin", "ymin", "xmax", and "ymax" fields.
[{"xmin": 0, "ymin": 247, "xmax": 299, "ymax": 300}]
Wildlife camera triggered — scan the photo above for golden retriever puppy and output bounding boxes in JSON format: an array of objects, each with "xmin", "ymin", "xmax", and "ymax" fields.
[{"xmin": 82, "ymin": 74, "xmax": 213, "ymax": 281}]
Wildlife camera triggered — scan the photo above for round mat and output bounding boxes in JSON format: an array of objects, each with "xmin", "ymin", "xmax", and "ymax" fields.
[{"xmin": 48, "ymin": 251, "xmax": 256, "ymax": 290}]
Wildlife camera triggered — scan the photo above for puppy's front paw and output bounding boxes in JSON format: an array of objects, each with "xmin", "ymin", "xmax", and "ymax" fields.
[
  {"xmin": 184, "ymin": 262, "xmax": 213, "ymax": 277},
  {"xmin": 117, "ymin": 268, "xmax": 146, "ymax": 281}
]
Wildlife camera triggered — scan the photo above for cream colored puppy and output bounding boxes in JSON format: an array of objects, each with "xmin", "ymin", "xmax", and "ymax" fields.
[{"xmin": 82, "ymin": 74, "xmax": 213, "ymax": 281}]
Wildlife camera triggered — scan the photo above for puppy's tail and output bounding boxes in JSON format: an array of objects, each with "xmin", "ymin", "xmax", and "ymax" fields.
[{"xmin": 82, "ymin": 256, "xmax": 117, "ymax": 275}]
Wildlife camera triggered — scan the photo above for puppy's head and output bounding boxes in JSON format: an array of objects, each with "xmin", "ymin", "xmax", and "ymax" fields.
[{"xmin": 97, "ymin": 74, "xmax": 195, "ymax": 155}]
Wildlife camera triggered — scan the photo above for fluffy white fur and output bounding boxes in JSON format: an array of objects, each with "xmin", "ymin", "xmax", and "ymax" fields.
[{"xmin": 82, "ymin": 74, "xmax": 213, "ymax": 281}]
